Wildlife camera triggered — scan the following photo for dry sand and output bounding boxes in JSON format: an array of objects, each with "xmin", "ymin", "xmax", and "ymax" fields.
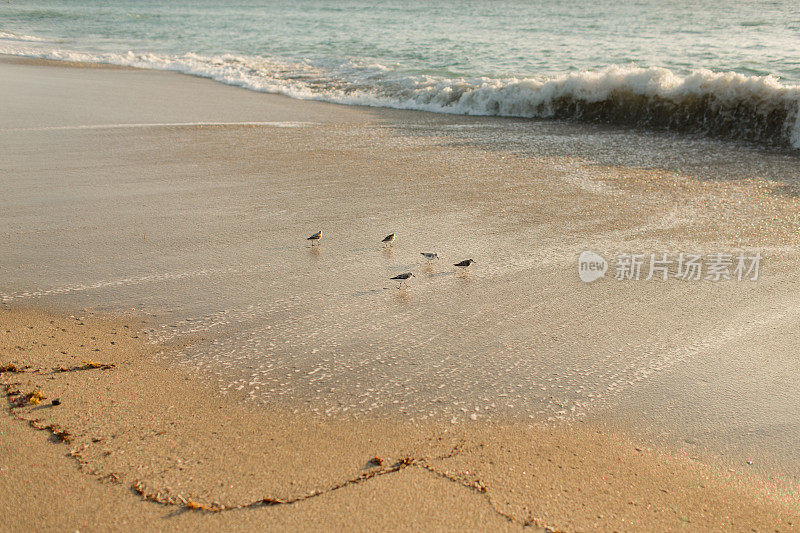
[
  {"xmin": 2, "ymin": 55, "xmax": 800, "ymax": 530},
  {"xmin": 2, "ymin": 307, "xmax": 798, "ymax": 531}
]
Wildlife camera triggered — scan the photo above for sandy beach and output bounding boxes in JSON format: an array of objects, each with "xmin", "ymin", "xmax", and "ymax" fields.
[
  {"xmin": 3, "ymin": 309, "xmax": 798, "ymax": 531},
  {"xmin": 2, "ymin": 56, "xmax": 800, "ymax": 530}
]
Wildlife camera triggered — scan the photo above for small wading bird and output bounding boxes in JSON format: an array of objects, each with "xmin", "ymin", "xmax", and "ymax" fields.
[
  {"xmin": 454, "ymin": 259, "xmax": 475, "ymax": 269},
  {"xmin": 307, "ymin": 231, "xmax": 322, "ymax": 246},
  {"xmin": 382, "ymin": 233, "xmax": 395, "ymax": 247},
  {"xmin": 390, "ymin": 272, "xmax": 414, "ymax": 288},
  {"xmin": 421, "ymin": 252, "xmax": 439, "ymax": 262}
]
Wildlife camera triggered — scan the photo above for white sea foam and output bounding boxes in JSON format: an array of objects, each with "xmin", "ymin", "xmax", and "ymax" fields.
[
  {"xmin": 2, "ymin": 44, "xmax": 798, "ymax": 149},
  {"xmin": 0, "ymin": 31, "xmax": 48, "ymax": 42}
]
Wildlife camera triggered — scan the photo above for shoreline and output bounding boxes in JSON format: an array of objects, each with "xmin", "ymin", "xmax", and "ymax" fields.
[
  {"xmin": 0, "ymin": 53, "xmax": 135, "ymax": 70},
  {"xmin": 2, "ymin": 305, "xmax": 798, "ymax": 530},
  {"xmin": 2, "ymin": 53, "xmax": 798, "ymax": 155},
  {"xmin": 3, "ymin": 54, "xmax": 800, "ymax": 529}
]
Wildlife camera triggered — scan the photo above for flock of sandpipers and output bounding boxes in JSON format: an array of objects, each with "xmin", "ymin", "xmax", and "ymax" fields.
[{"xmin": 306, "ymin": 231, "xmax": 474, "ymax": 288}]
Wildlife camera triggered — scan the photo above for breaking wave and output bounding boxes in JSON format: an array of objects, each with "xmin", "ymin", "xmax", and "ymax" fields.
[{"xmin": 2, "ymin": 45, "xmax": 799, "ymax": 149}]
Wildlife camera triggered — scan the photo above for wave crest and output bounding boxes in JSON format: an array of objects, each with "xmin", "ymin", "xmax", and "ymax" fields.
[
  {"xmin": 413, "ymin": 68, "xmax": 800, "ymax": 147},
  {"xmin": 1, "ymin": 45, "xmax": 798, "ymax": 149}
]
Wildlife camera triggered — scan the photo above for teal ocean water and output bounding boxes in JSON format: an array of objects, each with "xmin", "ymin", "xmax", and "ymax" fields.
[{"xmin": 2, "ymin": 0, "xmax": 800, "ymax": 148}]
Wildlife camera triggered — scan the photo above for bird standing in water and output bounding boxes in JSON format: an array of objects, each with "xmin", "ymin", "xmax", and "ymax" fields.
[
  {"xmin": 390, "ymin": 272, "xmax": 414, "ymax": 288},
  {"xmin": 382, "ymin": 233, "xmax": 395, "ymax": 247},
  {"xmin": 454, "ymin": 259, "xmax": 474, "ymax": 269}
]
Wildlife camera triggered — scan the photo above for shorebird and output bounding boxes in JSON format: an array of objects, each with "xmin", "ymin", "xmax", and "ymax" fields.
[
  {"xmin": 382, "ymin": 233, "xmax": 395, "ymax": 247},
  {"xmin": 307, "ymin": 231, "xmax": 322, "ymax": 246},
  {"xmin": 421, "ymin": 252, "xmax": 439, "ymax": 262},
  {"xmin": 454, "ymin": 259, "xmax": 475, "ymax": 269},
  {"xmin": 390, "ymin": 272, "xmax": 414, "ymax": 288}
]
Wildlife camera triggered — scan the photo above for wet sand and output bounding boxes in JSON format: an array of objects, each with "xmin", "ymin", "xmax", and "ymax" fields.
[{"xmin": 2, "ymin": 55, "xmax": 800, "ymax": 529}]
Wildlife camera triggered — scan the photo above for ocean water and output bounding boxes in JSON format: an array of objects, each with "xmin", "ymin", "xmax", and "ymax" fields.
[{"xmin": 1, "ymin": 0, "xmax": 800, "ymax": 148}]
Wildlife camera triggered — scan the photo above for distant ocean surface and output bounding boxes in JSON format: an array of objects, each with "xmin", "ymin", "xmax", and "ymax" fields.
[{"xmin": 2, "ymin": 0, "xmax": 799, "ymax": 148}]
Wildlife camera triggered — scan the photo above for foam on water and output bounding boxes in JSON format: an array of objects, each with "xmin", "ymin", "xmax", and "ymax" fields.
[
  {"xmin": 3, "ymin": 0, "xmax": 800, "ymax": 149},
  {"xmin": 2, "ymin": 43, "xmax": 799, "ymax": 149},
  {"xmin": 0, "ymin": 31, "xmax": 48, "ymax": 42}
]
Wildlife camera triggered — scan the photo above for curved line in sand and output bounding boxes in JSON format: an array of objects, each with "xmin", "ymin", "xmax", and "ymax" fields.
[
  {"xmin": 0, "ymin": 265, "xmax": 271, "ymax": 303},
  {"xmin": 0, "ymin": 121, "xmax": 317, "ymax": 132}
]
